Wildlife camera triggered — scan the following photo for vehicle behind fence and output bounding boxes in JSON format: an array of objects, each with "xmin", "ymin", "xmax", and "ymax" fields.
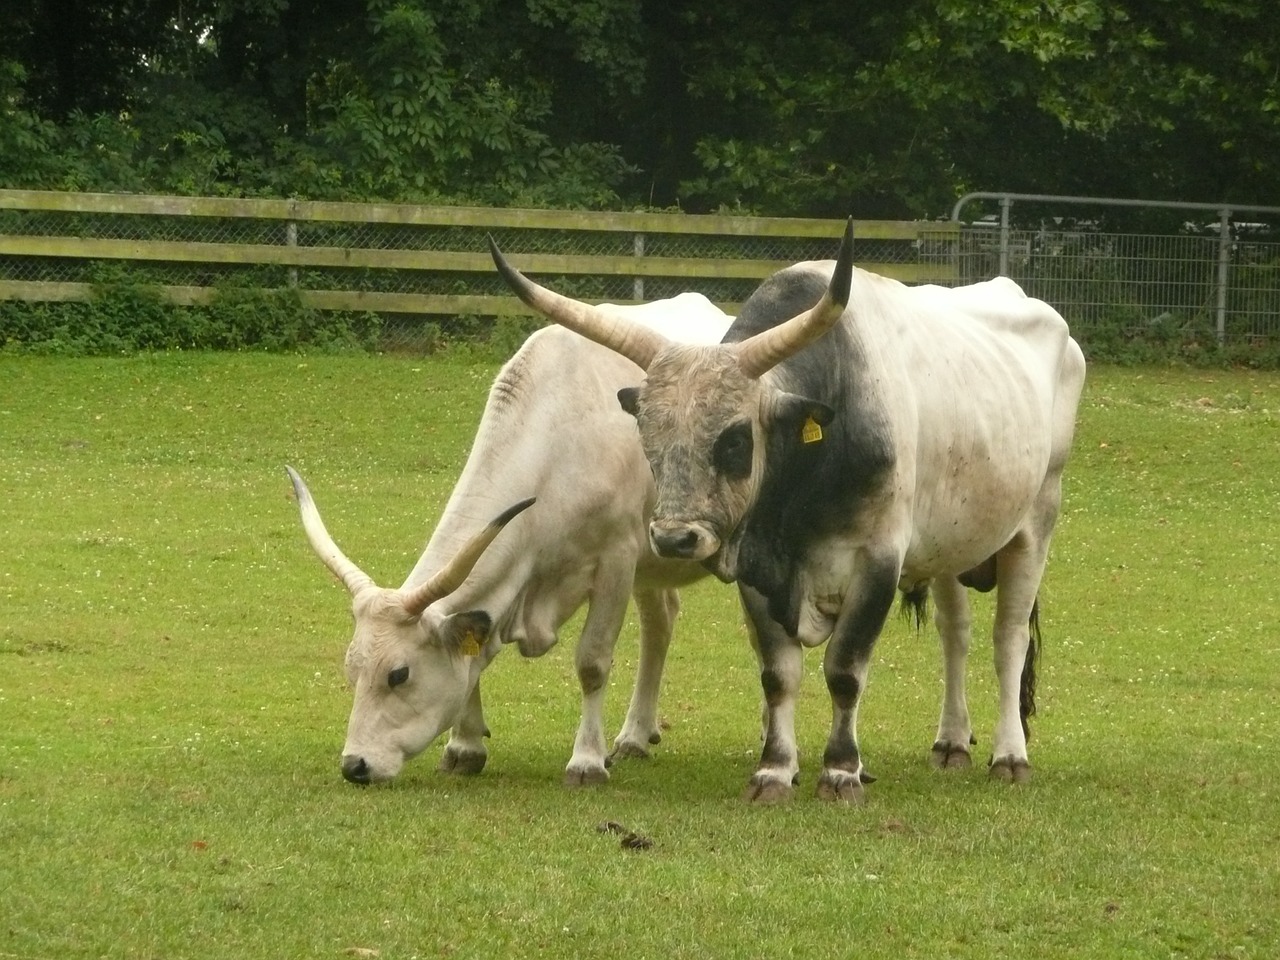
[{"xmin": 1, "ymin": 189, "xmax": 1277, "ymax": 353}]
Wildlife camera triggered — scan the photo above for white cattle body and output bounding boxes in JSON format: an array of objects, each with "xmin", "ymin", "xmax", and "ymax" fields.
[
  {"xmin": 291, "ymin": 294, "xmax": 732, "ymax": 785},
  {"xmin": 490, "ymin": 222, "xmax": 1086, "ymax": 804}
]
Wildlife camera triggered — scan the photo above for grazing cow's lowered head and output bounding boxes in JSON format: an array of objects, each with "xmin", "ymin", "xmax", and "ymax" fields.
[
  {"xmin": 286, "ymin": 466, "xmax": 532, "ymax": 784},
  {"xmin": 489, "ymin": 223, "xmax": 853, "ymax": 583}
]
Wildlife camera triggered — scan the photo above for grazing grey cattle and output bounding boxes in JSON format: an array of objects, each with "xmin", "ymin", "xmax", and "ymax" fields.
[
  {"xmin": 491, "ymin": 221, "xmax": 1086, "ymax": 803},
  {"xmin": 289, "ymin": 295, "xmax": 732, "ymax": 785}
]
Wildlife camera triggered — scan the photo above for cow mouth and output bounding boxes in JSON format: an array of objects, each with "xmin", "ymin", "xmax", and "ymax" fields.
[{"xmin": 648, "ymin": 518, "xmax": 720, "ymax": 562}]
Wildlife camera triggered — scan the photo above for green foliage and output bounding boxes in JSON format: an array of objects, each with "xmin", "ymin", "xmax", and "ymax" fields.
[
  {"xmin": 2, "ymin": 0, "xmax": 1279, "ymax": 218},
  {"xmin": 0, "ymin": 267, "xmax": 381, "ymax": 355},
  {"xmin": 1, "ymin": 356, "xmax": 1278, "ymax": 958},
  {"xmin": 1077, "ymin": 311, "xmax": 1280, "ymax": 369}
]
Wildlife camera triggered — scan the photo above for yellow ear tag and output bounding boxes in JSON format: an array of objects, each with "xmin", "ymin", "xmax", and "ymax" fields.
[
  {"xmin": 801, "ymin": 416, "xmax": 823, "ymax": 444},
  {"xmin": 459, "ymin": 631, "xmax": 482, "ymax": 657}
]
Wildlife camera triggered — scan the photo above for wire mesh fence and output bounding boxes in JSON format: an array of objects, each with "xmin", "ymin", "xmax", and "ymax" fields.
[
  {"xmin": 956, "ymin": 226, "xmax": 1280, "ymax": 342},
  {"xmin": 0, "ymin": 192, "xmax": 947, "ymax": 351},
  {"xmin": 2, "ymin": 190, "xmax": 1277, "ymax": 353}
]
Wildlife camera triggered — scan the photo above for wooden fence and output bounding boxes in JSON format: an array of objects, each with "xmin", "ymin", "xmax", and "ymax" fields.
[{"xmin": 0, "ymin": 190, "xmax": 958, "ymax": 317}]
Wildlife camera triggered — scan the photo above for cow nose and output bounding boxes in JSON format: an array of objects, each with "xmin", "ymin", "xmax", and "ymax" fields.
[
  {"xmin": 649, "ymin": 522, "xmax": 706, "ymax": 559},
  {"xmin": 341, "ymin": 755, "xmax": 371, "ymax": 785}
]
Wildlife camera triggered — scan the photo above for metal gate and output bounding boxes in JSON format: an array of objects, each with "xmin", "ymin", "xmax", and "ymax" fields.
[{"xmin": 951, "ymin": 192, "xmax": 1280, "ymax": 343}]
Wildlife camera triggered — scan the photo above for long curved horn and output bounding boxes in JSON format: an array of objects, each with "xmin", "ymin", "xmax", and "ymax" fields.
[
  {"xmin": 286, "ymin": 465, "xmax": 376, "ymax": 597},
  {"xmin": 736, "ymin": 217, "xmax": 856, "ymax": 379},
  {"xmin": 400, "ymin": 497, "xmax": 536, "ymax": 616},
  {"xmin": 488, "ymin": 236, "xmax": 670, "ymax": 370}
]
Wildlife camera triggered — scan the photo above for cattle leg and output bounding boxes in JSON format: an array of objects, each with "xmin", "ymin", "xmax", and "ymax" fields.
[
  {"xmin": 930, "ymin": 575, "xmax": 974, "ymax": 770},
  {"xmin": 989, "ymin": 531, "xmax": 1051, "ymax": 783},
  {"xmin": 564, "ymin": 565, "xmax": 633, "ymax": 786},
  {"xmin": 439, "ymin": 681, "xmax": 490, "ymax": 775},
  {"xmin": 738, "ymin": 585, "xmax": 804, "ymax": 804},
  {"xmin": 612, "ymin": 587, "xmax": 679, "ymax": 760},
  {"xmin": 816, "ymin": 560, "xmax": 897, "ymax": 804}
]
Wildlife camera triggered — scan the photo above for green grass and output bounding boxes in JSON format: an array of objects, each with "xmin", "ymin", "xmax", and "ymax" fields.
[{"xmin": 2, "ymin": 354, "xmax": 1278, "ymax": 959}]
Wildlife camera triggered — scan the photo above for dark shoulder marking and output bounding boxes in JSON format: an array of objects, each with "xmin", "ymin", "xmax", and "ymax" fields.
[{"xmin": 731, "ymin": 267, "xmax": 896, "ymax": 633}]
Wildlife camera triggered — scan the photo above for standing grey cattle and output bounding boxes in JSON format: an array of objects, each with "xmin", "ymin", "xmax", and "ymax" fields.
[
  {"xmin": 290, "ymin": 295, "xmax": 732, "ymax": 785},
  {"xmin": 490, "ymin": 221, "xmax": 1086, "ymax": 803}
]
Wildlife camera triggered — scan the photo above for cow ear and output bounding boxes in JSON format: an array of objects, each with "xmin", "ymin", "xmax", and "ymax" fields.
[
  {"xmin": 617, "ymin": 386, "xmax": 641, "ymax": 416},
  {"xmin": 439, "ymin": 611, "xmax": 493, "ymax": 658}
]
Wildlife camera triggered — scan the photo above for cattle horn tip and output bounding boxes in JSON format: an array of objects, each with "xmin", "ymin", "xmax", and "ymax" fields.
[
  {"xmin": 831, "ymin": 217, "xmax": 855, "ymax": 309},
  {"xmin": 488, "ymin": 234, "xmax": 533, "ymax": 305},
  {"xmin": 493, "ymin": 497, "xmax": 536, "ymax": 527},
  {"xmin": 284, "ymin": 464, "xmax": 306, "ymax": 496}
]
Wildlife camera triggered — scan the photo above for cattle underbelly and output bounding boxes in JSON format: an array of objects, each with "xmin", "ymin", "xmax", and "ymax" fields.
[{"xmin": 904, "ymin": 492, "xmax": 1036, "ymax": 581}]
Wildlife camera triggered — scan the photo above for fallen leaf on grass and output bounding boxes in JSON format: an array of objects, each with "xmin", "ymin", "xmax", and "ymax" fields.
[{"xmin": 343, "ymin": 948, "xmax": 380, "ymax": 958}]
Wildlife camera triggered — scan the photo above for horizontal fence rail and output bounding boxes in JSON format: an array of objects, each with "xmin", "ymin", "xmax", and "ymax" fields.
[
  {"xmin": 3, "ymin": 189, "xmax": 1277, "ymax": 351},
  {"xmin": 0, "ymin": 191, "xmax": 954, "ymax": 344}
]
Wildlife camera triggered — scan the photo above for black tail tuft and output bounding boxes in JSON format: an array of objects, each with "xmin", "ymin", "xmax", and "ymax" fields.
[
  {"xmin": 898, "ymin": 584, "xmax": 929, "ymax": 632},
  {"xmin": 1019, "ymin": 599, "xmax": 1042, "ymax": 741}
]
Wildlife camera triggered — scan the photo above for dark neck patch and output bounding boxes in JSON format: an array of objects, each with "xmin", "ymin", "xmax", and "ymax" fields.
[{"xmin": 728, "ymin": 267, "xmax": 895, "ymax": 635}]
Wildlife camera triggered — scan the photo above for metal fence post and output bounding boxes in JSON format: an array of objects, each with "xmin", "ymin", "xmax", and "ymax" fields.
[
  {"xmin": 999, "ymin": 197, "xmax": 1012, "ymax": 277},
  {"xmin": 633, "ymin": 232, "xmax": 645, "ymax": 301},
  {"xmin": 286, "ymin": 219, "xmax": 299, "ymax": 289},
  {"xmin": 1215, "ymin": 208, "xmax": 1231, "ymax": 344}
]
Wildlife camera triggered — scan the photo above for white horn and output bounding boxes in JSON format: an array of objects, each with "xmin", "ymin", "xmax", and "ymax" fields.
[
  {"xmin": 736, "ymin": 218, "xmax": 855, "ymax": 379},
  {"xmin": 489, "ymin": 236, "xmax": 670, "ymax": 370},
  {"xmin": 400, "ymin": 497, "xmax": 536, "ymax": 616},
  {"xmin": 286, "ymin": 465, "xmax": 375, "ymax": 597}
]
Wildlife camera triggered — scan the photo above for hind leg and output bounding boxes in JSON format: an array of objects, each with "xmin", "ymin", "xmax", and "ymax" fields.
[
  {"xmin": 930, "ymin": 575, "xmax": 974, "ymax": 770},
  {"xmin": 612, "ymin": 587, "xmax": 679, "ymax": 760},
  {"xmin": 989, "ymin": 532, "xmax": 1050, "ymax": 783}
]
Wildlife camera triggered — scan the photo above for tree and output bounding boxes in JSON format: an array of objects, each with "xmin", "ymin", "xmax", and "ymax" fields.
[{"xmin": 1, "ymin": 0, "xmax": 1277, "ymax": 216}]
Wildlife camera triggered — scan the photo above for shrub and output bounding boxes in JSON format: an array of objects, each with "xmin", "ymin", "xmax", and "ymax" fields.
[{"xmin": 0, "ymin": 267, "xmax": 382, "ymax": 355}]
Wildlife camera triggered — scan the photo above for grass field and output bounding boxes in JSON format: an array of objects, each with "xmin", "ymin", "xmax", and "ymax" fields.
[{"xmin": 2, "ymin": 352, "xmax": 1278, "ymax": 959}]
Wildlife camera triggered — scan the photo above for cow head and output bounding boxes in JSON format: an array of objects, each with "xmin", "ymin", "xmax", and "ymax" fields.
[
  {"xmin": 286, "ymin": 466, "xmax": 533, "ymax": 784},
  {"xmin": 489, "ymin": 222, "xmax": 852, "ymax": 580}
]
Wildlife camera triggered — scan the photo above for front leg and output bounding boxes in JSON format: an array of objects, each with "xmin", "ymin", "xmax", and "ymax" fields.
[
  {"xmin": 564, "ymin": 564, "xmax": 633, "ymax": 786},
  {"xmin": 817, "ymin": 557, "xmax": 897, "ymax": 804},
  {"xmin": 611, "ymin": 587, "xmax": 679, "ymax": 760},
  {"xmin": 439, "ymin": 680, "xmax": 490, "ymax": 775},
  {"xmin": 739, "ymin": 585, "xmax": 803, "ymax": 804}
]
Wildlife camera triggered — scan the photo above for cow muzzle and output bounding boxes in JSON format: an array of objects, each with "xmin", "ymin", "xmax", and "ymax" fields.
[
  {"xmin": 341, "ymin": 754, "xmax": 372, "ymax": 785},
  {"xmin": 648, "ymin": 519, "xmax": 719, "ymax": 561}
]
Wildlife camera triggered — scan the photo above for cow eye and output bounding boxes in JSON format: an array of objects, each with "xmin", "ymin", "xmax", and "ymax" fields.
[
  {"xmin": 712, "ymin": 421, "xmax": 753, "ymax": 479},
  {"xmin": 387, "ymin": 666, "xmax": 410, "ymax": 688}
]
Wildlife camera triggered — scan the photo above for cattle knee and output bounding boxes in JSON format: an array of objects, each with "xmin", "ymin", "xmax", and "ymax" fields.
[{"xmin": 577, "ymin": 662, "xmax": 607, "ymax": 695}]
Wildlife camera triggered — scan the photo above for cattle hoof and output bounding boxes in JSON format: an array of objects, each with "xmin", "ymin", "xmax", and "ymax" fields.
[
  {"xmin": 609, "ymin": 739, "xmax": 653, "ymax": 762},
  {"xmin": 816, "ymin": 771, "xmax": 867, "ymax": 805},
  {"xmin": 564, "ymin": 764, "xmax": 610, "ymax": 787},
  {"xmin": 988, "ymin": 756, "xmax": 1032, "ymax": 783},
  {"xmin": 930, "ymin": 741, "xmax": 973, "ymax": 770},
  {"xmin": 438, "ymin": 748, "xmax": 487, "ymax": 776},
  {"xmin": 648, "ymin": 731, "xmax": 662, "ymax": 745},
  {"xmin": 743, "ymin": 777, "xmax": 794, "ymax": 805}
]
